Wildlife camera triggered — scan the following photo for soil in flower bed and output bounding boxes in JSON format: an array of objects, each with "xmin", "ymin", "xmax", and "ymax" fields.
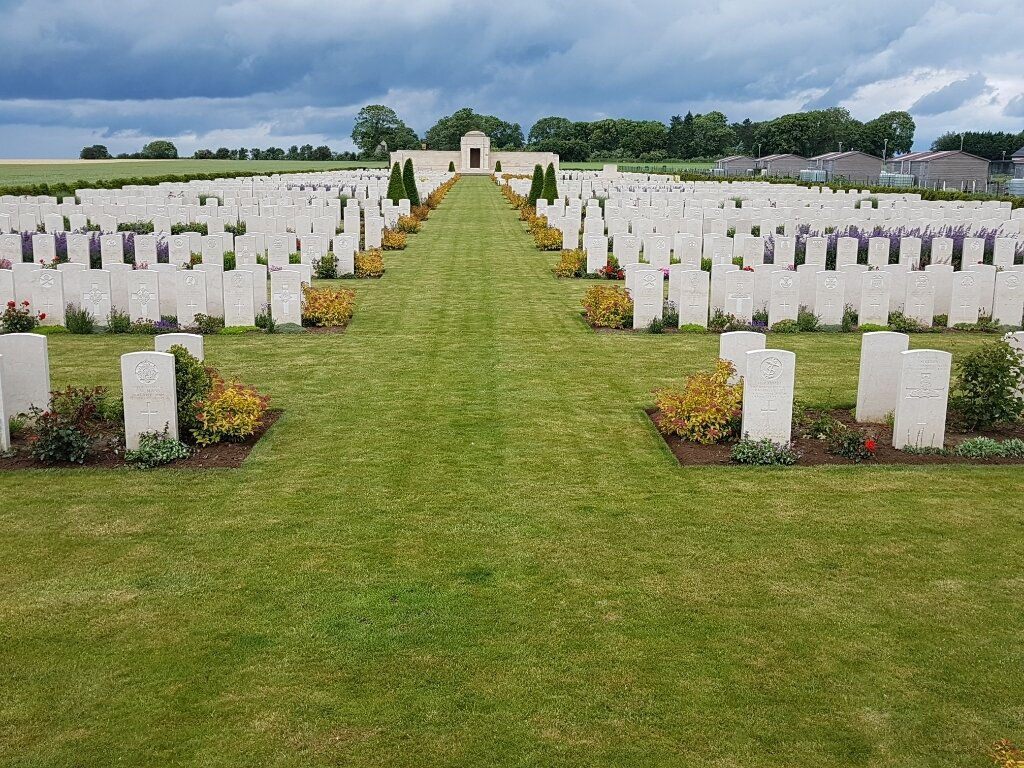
[
  {"xmin": 649, "ymin": 408, "xmax": 1024, "ymax": 467},
  {"xmin": 0, "ymin": 410, "xmax": 281, "ymax": 471}
]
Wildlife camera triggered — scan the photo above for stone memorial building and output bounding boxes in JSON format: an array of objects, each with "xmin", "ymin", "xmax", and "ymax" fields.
[{"xmin": 390, "ymin": 131, "xmax": 558, "ymax": 176}]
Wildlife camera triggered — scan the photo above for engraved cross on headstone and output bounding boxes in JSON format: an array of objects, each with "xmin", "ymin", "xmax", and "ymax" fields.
[{"xmin": 141, "ymin": 401, "xmax": 159, "ymax": 429}]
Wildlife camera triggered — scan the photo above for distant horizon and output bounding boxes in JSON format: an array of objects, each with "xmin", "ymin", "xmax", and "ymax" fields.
[{"xmin": 1, "ymin": 0, "xmax": 1021, "ymax": 159}]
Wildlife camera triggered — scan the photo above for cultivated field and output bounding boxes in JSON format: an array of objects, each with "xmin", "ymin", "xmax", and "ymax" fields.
[{"xmin": 0, "ymin": 160, "xmax": 388, "ymax": 187}]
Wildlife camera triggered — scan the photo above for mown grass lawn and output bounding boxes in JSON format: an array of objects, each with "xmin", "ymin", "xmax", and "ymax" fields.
[
  {"xmin": 1, "ymin": 176, "xmax": 1022, "ymax": 767},
  {"xmin": 0, "ymin": 160, "xmax": 386, "ymax": 187}
]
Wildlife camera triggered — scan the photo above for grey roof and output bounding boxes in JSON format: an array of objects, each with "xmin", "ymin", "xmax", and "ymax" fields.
[{"xmin": 1012, "ymin": 146, "xmax": 1024, "ymax": 160}]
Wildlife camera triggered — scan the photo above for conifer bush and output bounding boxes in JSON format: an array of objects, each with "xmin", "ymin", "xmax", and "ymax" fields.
[
  {"xmin": 402, "ymin": 158, "xmax": 420, "ymax": 207},
  {"xmin": 386, "ymin": 162, "xmax": 407, "ymax": 203},
  {"xmin": 528, "ymin": 164, "xmax": 544, "ymax": 206},
  {"xmin": 542, "ymin": 162, "xmax": 558, "ymax": 204}
]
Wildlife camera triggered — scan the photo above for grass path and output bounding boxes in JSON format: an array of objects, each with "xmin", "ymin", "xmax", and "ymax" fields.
[{"xmin": 1, "ymin": 177, "xmax": 1022, "ymax": 767}]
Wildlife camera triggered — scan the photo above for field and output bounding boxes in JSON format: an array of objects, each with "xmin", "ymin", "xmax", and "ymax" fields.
[
  {"xmin": 0, "ymin": 160, "xmax": 387, "ymax": 187},
  {"xmin": 2, "ymin": 177, "xmax": 1023, "ymax": 766}
]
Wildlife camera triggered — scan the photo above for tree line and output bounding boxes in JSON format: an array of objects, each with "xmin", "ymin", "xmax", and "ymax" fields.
[
  {"xmin": 350, "ymin": 105, "xmax": 923, "ymax": 162},
  {"xmin": 79, "ymin": 141, "xmax": 358, "ymax": 161}
]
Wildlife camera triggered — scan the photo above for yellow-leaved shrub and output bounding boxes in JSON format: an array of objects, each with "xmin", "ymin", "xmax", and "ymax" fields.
[
  {"xmin": 534, "ymin": 227, "xmax": 563, "ymax": 251},
  {"xmin": 301, "ymin": 285, "xmax": 355, "ymax": 327},
  {"xmin": 382, "ymin": 228, "xmax": 407, "ymax": 250},
  {"xmin": 654, "ymin": 360, "xmax": 743, "ymax": 444},
  {"xmin": 554, "ymin": 249, "xmax": 586, "ymax": 278},
  {"xmin": 354, "ymin": 249, "xmax": 384, "ymax": 278},
  {"xmin": 581, "ymin": 284, "xmax": 633, "ymax": 328},
  {"xmin": 192, "ymin": 377, "xmax": 270, "ymax": 446},
  {"xmin": 396, "ymin": 215, "xmax": 420, "ymax": 234}
]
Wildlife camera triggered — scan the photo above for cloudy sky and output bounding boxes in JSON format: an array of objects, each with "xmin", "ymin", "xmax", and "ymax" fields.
[{"xmin": 0, "ymin": 0, "xmax": 1021, "ymax": 158}]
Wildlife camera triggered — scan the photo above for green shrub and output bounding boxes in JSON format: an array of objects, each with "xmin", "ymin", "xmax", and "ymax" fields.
[
  {"xmin": 646, "ymin": 317, "xmax": 665, "ymax": 334},
  {"xmin": 826, "ymin": 424, "xmax": 877, "ymax": 462},
  {"xmin": 313, "ymin": 253, "xmax": 338, "ymax": 279},
  {"xmin": 663, "ymin": 301, "xmax": 679, "ymax": 327},
  {"xmin": 950, "ymin": 339, "xmax": 1024, "ymax": 430},
  {"xmin": 104, "ymin": 308, "xmax": 132, "ymax": 333},
  {"xmin": 770, "ymin": 319, "xmax": 799, "ymax": 333},
  {"xmin": 887, "ymin": 311, "xmax": 927, "ymax": 333},
  {"xmin": 796, "ymin": 308, "xmax": 819, "ymax": 332},
  {"xmin": 27, "ymin": 385, "xmax": 112, "ymax": 464},
  {"xmin": 64, "ymin": 303, "xmax": 96, "ymax": 334},
  {"xmin": 169, "ymin": 344, "xmax": 214, "ymax": 437},
  {"xmin": 448, "ymin": 160, "xmax": 456, "ymax": 172},
  {"xmin": 954, "ymin": 437, "xmax": 1004, "ymax": 458},
  {"xmin": 678, "ymin": 324, "xmax": 708, "ymax": 334},
  {"xmin": 125, "ymin": 429, "xmax": 192, "ymax": 468},
  {"xmin": 730, "ymin": 438, "xmax": 800, "ymax": 465},
  {"xmin": 999, "ymin": 438, "xmax": 1024, "ymax": 458},
  {"xmin": 187, "ymin": 314, "xmax": 224, "ymax": 335},
  {"xmin": 858, "ymin": 323, "xmax": 889, "ymax": 333},
  {"xmin": 841, "ymin": 305, "xmax": 858, "ymax": 332},
  {"xmin": 223, "ymin": 251, "xmax": 236, "ymax": 271},
  {"xmin": 932, "ymin": 313, "xmax": 948, "ymax": 328},
  {"xmin": 494, "ymin": 160, "xmax": 502, "ymax": 172},
  {"xmin": 255, "ymin": 309, "xmax": 276, "ymax": 333},
  {"xmin": 708, "ymin": 308, "xmax": 731, "ymax": 332},
  {"xmin": 654, "ymin": 360, "xmax": 743, "ymax": 444}
]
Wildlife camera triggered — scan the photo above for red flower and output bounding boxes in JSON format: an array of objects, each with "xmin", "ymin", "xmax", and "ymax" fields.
[
  {"xmin": 38, "ymin": 312, "xmax": 46, "ymax": 320},
  {"xmin": 6, "ymin": 300, "xmax": 14, "ymax": 308},
  {"xmin": 864, "ymin": 438, "xmax": 877, "ymax": 452}
]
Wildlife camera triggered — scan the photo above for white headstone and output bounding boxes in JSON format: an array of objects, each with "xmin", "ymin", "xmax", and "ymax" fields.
[
  {"xmin": 270, "ymin": 269, "xmax": 302, "ymax": 325},
  {"xmin": 0, "ymin": 333, "xmax": 50, "ymax": 416},
  {"xmin": 176, "ymin": 270, "xmax": 208, "ymax": 327},
  {"xmin": 814, "ymin": 271, "xmax": 845, "ymax": 325},
  {"xmin": 855, "ymin": 331, "xmax": 909, "ymax": 422},
  {"xmin": 224, "ymin": 269, "xmax": 256, "ymax": 327},
  {"xmin": 925, "ymin": 264, "xmax": 954, "ymax": 316},
  {"xmin": 740, "ymin": 349, "xmax": 796, "ymax": 443},
  {"xmin": 899, "ymin": 236, "xmax": 922, "ymax": 268},
  {"xmin": 677, "ymin": 269, "xmax": 709, "ymax": 328},
  {"xmin": 719, "ymin": 330, "xmax": 765, "ymax": 384},
  {"xmin": 768, "ymin": 271, "xmax": 799, "ymax": 326},
  {"xmin": 100, "ymin": 233, "xmax": 124, "ymax": 266},
  {"xmin": 31, "ymin": 269, "xmax": 65, "ymax": 326},
  {"xmin": 930, "ymin": 237, "xmax": 953, "ymax": 266},
  {"xmin": 127, "ymin": 270, "xmax": 160, "ymax": 321},
  {"xmin": 239, "ymin": 263, "xmax": 268, "ymax": 310},
  {"xmin": 892, "ymin": 349, "xmax": 951, "ymax": 450},
  {"xmin": 993, "ymin": 271, "xmax": 1024, "ymax": 327},
  {"xmin": 836, "ymin": 236, "xmax": 859, "ymax": 267},
  {"xmin": 0, "ymin": 354, "xmax": 8, "ymax": 450},
  {"xmin": 867, "ymin": 237, "xmax": 890, "ymax": 268},
  {"xmin": 632, "ymin": 268, "xmax": 664, "ymax": 329},
  {"xmin": 804, "ymin": 236, "xmax": 827, "ymax": 266},
  {"xmin": 584, "ymin": 235, "xmax": 608, "ymax": 273},
  {"xmin": 858, "ymin": 271, "xmax": 891, "ymax": 326},
  {"xmin": 724, "ymin": 269, "xmax": 755, "ymax": 323},
  {"xmin": 155, "ymin": 333, "xmax": 204, "ymax": 361},
  {"xmin": 120, "ymin": 351, "xmax": 178, "ymax": 450},
  {"xmin": 31, "ymin": 233, "xmax": 56, "ymax": 265},
  {"xmin": 904, "ymin": 271, "xmax": 935, "ymax": 326},
  {"xmin": 66, "ymin": 233, "xmax": 91, "ymax": 265},
  {"xmin": 80, "ymin": 270, "xmax": 112, "ymax": 322},
  {"xmin": 947, "ymin": 270, "xmax": 980, "ymax": 327}
]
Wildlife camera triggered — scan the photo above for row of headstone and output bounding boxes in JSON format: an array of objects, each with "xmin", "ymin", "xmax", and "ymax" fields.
[
  {"xmin": 0, "ymin": 262, "xmax": 314, "ymax": 326},
  {"xmin": 571, "ymin": 231, "xmax": 1020, "ymax": 271},
  {"xmin": 0, "ymin": 231, "xmax": 364, "ymax": 270},
  {"xmin": 622, "ymin": 262, "xmax": 1024, "ymax": 329}
]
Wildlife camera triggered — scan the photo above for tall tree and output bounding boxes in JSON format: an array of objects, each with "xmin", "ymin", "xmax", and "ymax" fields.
[
  {"xmin": 689, "ymin": 112, "xmax": 737, "ymax": 157},
  {"xmin": 351, "ymin": 104, "xmax": 420, "ymax": 159},
  {"xmin": 386, "ymin": 162, "xmax": 407, "ymax": 203},
  {"xmin": 402, "ymin": 158, "xmax": 420, "ymax": 207},
  {"xmin": 140, "ymin": 140, "xmax": 178, "ymax": 159},
  {"xmin": 861, "ymin": 111, "xmax": 915, "ymax": 157},
  {"xmin": 527, "ymin": 116, "xmax": 573, "ymax": 146},
  {"xmin": 79, "ymin": 144, "xmax": 111, "ymax": 160}
]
